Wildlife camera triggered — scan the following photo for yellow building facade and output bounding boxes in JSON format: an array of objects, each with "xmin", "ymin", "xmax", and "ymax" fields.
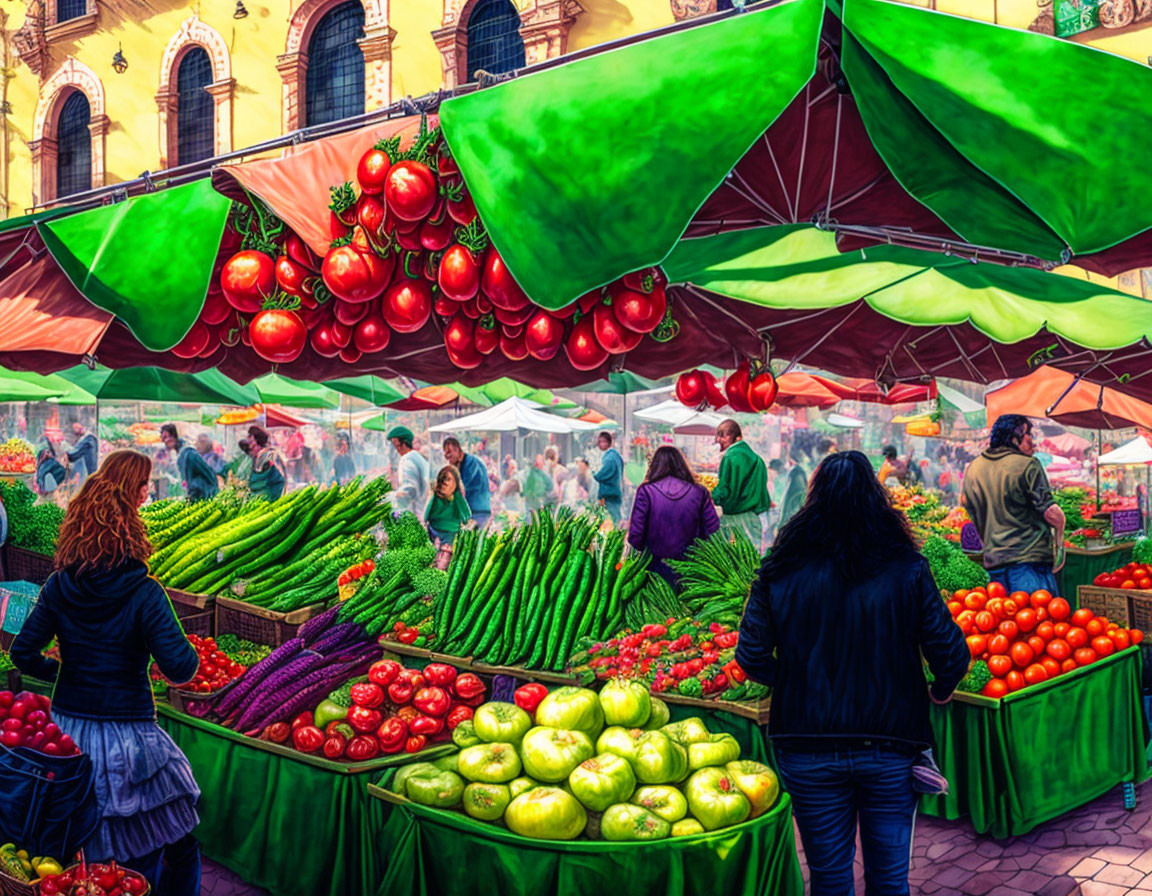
[{"xmin": 0, "ymin": 0, "xmax": 687, "ymax": 218}]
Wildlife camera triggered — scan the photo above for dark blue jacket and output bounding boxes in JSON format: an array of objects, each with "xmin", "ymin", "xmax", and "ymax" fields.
[
  {"xmin": 594, "ymin": 448, "xmax": 624, "ymax": 502},
  {"xmin": 11, "ymin": 560, "xmax": 198, "ymax": 721},
  {"xmin": 459, "ymin": 452, "xmax": 491, "ymax": 515},
  {"xmin": 65, "ymin": 434, "xmax": 98, "ymax": 482},
  {"xmin": 176, "ymin": 443, "xmax": 219, "ymax": 501},
  {"xmin": 736, "ymin": 549, "xmax": 969, "ymax": 750}
]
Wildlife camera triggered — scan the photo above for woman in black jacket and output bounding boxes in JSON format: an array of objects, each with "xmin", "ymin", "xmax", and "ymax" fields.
[
  {"xmin": 736, "ymin": 450, "xmax": 968, "ymax": 896},
  {"xmin": 12, "ymin": 450, "xmax": 201, "ymax": 895}
]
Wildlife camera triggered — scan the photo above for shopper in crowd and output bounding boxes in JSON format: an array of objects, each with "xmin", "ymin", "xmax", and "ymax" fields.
[
  {"xmin": 388, "ymin": 426, "xmax": 430, "ymax": 521},
  {"xmin": 245, "ymin": 425, "xmax": 286, "ymax": 501},
  {"xmin": 878, "ymin": 444, "xmax": 912, "ymax": 486},
  {"xmin": 65, "ymin": 421, "xmax": 99, "ymax": 484},
  {"xmin": 195, "ymin": 434, "xmax": 226, "ymax": 474},
  {"xmin": 332, "ymin": 434, "xmax": 357, "ymax": 485},
  {"xmin": 35, "ymin": 435, "xmax": 67, "ymax": 497},
  {"xmin": 523, "ymin": 455, "xmax": 553, "ymax": 514},
  {"xmin": 736, "ymin": 450, "xmax": 969, "ymax": 896},
  {"xmin": 628, "ymin": 446, "xmax": 720, "ymax": 586},
  {"xmin": 426, "ymin": 464, "xmax": 472, "ymax": 545},
  {"xmin": 229, "ymin": 438, "xmax": 254, "ymax": 484},
  {"xmin": 11, "ymin": 450, "xmax": 203, "ymax": 896},
  {"xmin": 962, "ymin": 414, "xmax": 1066, "ymax": 594},
  {"xmin": 443, "ymin": 437, "xmax": 492, "ymax": 529},
  {"xmin": 712, "ymin": 419, "xmax": 772, "ymax": 545},
  {"xmin": 593, "ymin": 431, "xmax": 625, "ymax": 523},
  {"xmin": 498, "ymin": 459, "xmax": 525, "ymax": 516},
  {"xmin": 161, "ymin": 425, "xmax": 219, "ymax": 502},
  {"xmin": 562, "ymin": 457, "xmax": 593, "ymax": 510}
]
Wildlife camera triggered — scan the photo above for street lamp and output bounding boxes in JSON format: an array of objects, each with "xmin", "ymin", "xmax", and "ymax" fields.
[
  {"xmin": 111, "ymin": 44, "xmax": 128, "ymax": 74},
  {"xmin": 233, "ymin": 1, "xmax": 249, "ymax": 18}
]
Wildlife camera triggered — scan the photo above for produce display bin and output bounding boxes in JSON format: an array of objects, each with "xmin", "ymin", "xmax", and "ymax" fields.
[
  {"xmin": 167, "ymin": 588, "xmax": 215, "ymax": 638},
  {"xmin": 1131, "ymin": 592, "xmax": 1152, "ymax": 635},
  {"xmin": 368, "ymin": 773, "xmax": 803, "ymax": 896},
  {"xmin": 1076, "ymin": 585, "xmax": 1135, "ymax": 626},
  {"xmin": 0, "ymin": 866, "xmax": 39, "ymax": 896},
  {"xmin": 1061, "ymin": 543, "xmax": 1135, "ymax": 600},
  {"xmin": 0, "ymin": 547, "xmax": 53, "ymax": 587},
  {"xmin": 921, "ymin": 646, "xmax": 1148, "ymax": 839},
  {"xmin": 213, "ymin": 595, "xmax": 325, "ymax": 647}
]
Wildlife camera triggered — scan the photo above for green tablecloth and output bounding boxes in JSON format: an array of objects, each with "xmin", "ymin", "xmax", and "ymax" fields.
[
  {"xmin": 158, "ymin": 707, "xmax": 391, "ymax": 896},
  {"xmin": 1061, "ymin": 544, "xmax": 1134, "ymax": 600},
  {"xmin": 372, "ymin": 782, "xmax": 803, "ymax": 896},
  {"xmin": 921, "ymin": 646, "xmax": 1148, "ymax": 839}
]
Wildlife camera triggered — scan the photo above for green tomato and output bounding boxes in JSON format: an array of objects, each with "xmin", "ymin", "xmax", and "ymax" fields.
[
  {"xmin": 600, "ymin": 803, "xmax": 672, "ymax": 841},
  {"xmin": 392, "ymin": 762, "xmax": 438, "ymax": 796},
  {"xmin": 432, "ymin": 754, "xmax": 459, "ymax": 773},
  {"xmin": 596, "ymin": 725, "xmax": 643, "ymax": 766},
  {"xmin": 661, "ymin": 717, "xmax": 710, "ymax": 746},
  {"xmin": 457, "ymin": 742, "xmax": 522, "ymax": 783},
  {"xmin": 462, "ymin": 782, "xmax": 512, "ymax": 821},
  {"xmin": 630, "ymin": 785, "xmax": 688, "ymax": 823},
  {"xmin": 633, "ymin": 731, "xmax": 688, "ymax": 785},
  {"xmin": 726, "ymin": 760, "xmax": 780, "ymax": 818},
  {"xmin": 505, "ymin": 787, "xmax": 588, "ymax": 841},
  {"xmin": 687, "ymin": 734, "xmax": 741, "ymax": 771},
  {"xmin": 568, "ymin": 753, "xmax": 636, "ymax": 812},
  {"xmin": 642, "ymin": 697, "xmax": 671, "ymax": 730},
  {"xmin": 509, "ymin": 776, "xmax": 538, "ymax": 799},
  {"xmin": 684, "ymin": 767, "xmax": 751, "ymax": 831},
  {"xmin": 405, "ymin": 768, "xmax": 465, "ymax": 808},
  {"xmin": 472, "ymin": 702, "xmax": 533, "ymax": 744},
  {"xmin": 451, "ymin": 719, "xmax": 483, "ymax": 749},
  {"xmin": 598, "ymin": 679, "xmax": 651, "ymax": 728},
  {"xmin": 535, "ymin": 687, "xmax": 605, "ymax": 740},
  {"xmin": 520, "ymin": 727, "xmax": 595, "ymax": 783},
  {"xmin": 671, "ymin": 818, "xmax": 705, "ymax": 837}
]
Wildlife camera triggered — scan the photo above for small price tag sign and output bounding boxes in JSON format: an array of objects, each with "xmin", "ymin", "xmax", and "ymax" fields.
[{"xmin": 1111, "ymin": 508, "xmax": 1143, "ymax": 537}]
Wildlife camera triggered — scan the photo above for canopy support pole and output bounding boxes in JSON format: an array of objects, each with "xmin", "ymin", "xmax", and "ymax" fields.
[{"xmin": 1097, "ymin": 429, "xmax": 1102, "ymax": 512}]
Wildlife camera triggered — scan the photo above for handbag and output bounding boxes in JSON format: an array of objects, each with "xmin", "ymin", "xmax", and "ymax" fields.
[{"xmin": 0, "ymin": 740, "xmax": 99, "ymax": 859}]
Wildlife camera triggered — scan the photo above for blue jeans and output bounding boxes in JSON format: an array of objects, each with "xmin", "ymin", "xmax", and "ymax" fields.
[
  {"xmin": 127, "ymin": 833, "xmax": 201, "ymax": 896},
  {"xmin": 988, "ymin": 562, "xmax": 1059, "ymax": 597},
  {"xmin": 776, "ymin": 748, "xmax": 918, "ymax": 896}
]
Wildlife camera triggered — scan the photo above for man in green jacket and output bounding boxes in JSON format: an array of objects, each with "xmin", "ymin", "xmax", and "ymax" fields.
[{"xmin": 712, "ymin": 419, "xmax": 772, "ymax": 547}]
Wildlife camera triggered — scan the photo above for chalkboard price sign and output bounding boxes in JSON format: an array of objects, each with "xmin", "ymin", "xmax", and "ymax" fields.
[{"xmin": 1111, "ymin": 509, "xmax": 1142, "ymax": 537}]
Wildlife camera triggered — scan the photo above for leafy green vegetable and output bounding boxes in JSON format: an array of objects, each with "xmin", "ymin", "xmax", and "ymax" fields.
[
  {"xmin": 1054, "ymin": 487, "xmax": 1089, "ymax": 531},
  {"xmin": 0, "ymin": 481, "xmax": 64, "ymax": 554},
  {"xmin": 956, "ymin": 660, "xmax": 991, "ymax": 694},
  {"xmin": 921, "ymin": 535, "xmax": 988, "ymax": 594}
]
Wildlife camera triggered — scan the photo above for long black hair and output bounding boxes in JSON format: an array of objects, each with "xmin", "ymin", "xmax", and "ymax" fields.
[
  {"xmin": 644, "ymin": 446, "xmax": 696, "ymax": 485},
  {"xmin": 764, "ymin": 450, "xmax": 914, "ymax": 581}
]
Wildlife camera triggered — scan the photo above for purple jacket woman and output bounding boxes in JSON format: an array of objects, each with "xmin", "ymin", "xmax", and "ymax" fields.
[{"xmin": 628, "ymin": 447, "xmax": 721, "ymax": 584}]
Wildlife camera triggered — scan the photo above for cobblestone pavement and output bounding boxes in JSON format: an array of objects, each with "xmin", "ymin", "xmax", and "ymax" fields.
[{"xmin": 201, "ymin": 778, "xmax": 1152, "ymax": 895}]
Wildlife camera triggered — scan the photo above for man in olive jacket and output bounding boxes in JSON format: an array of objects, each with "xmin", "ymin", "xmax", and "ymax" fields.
[{"xmin": 712, "ymin": 419, "xmax": 772, "ymax": 547}]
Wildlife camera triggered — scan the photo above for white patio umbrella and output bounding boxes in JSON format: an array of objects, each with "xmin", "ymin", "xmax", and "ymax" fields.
[
  {"xmin": 429, "ymin": 396, "xmax": 600, "ymax": 434},
  {"xmin": 1098, "ymin": 436, "xmax": 1152, "ymax": 529},
  {"xmin": 633, "ymin": 399, "xmax": 728, "ymax": 436}
]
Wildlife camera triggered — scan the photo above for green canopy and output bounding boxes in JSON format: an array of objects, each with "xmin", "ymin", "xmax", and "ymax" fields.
[
  {"xmin": 37, "ymin": 181, "xmax": 231, "ymax": 352},
  {"xmin": 321, "ymin": 376, "xmax": 406, "ymax": 406},
  {"xmin": 56, "ymin": 365, "xmax": 258, "ymax": 406},
  {"xmin": 449, "ymin": 379, "xmax": 577, "ymax": 410},
  {"xmin": 570, "ymin": 372, "xmax": 665, "ymax": 395},
  {"xmin": 251, "ymin": 373, "xmax": 341, "ymax": 409},
  {"xmin": 0, "ymin": 371, "xmax": 66, "ymax": 402},
  {"xmin": 361, "ymin": 413, "xmax": 390, "ymax": 433}
]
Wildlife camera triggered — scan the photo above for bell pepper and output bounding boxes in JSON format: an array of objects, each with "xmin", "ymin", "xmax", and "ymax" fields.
[
  {"xmin": 292, "ymin": 724, "xmax": 324, "ymax": 753},
  {"xmin": 446, "ymin": 705, "xmax": 473, "ymax": 731},
  {"xmin": 410, "ymin": 714, "xmax": 445, "ymax": 737},
  {"xmin": 388, "ymin": 679, "xmax": 415, "ymax": 705},
  {"xmin": 398, "ymin": 630, "xmax": 419, "ymax": 644},
  {"xmin": 413, "ymin": 686, "xmax": 451, "ymax": 718},
  {"xmin": 264, "ymin": 722, "xmax": 291, "ymax": 744},
  {"xmin": 346, "ymin": 734, "xmax": 380, "ymax": 761},
  {"xmin": 400, "ymin": 669, "xmax": 427, "ymax": 691},
  {"xmin": 722, "ymin": 660, "xmax": 747, "ymax": 685},
  {"xmin": 714, "ymin": 631, "xmax": 739, "ymax": 649},
  {"xmin": 323, "ymin": 733, "xmax": 347, "ymax": 760},
  {"xmin": 350, "ymin": 682, "xmax": 385, "ymax": 709},
  {"xmin": 369, "ymin": 660, "xmax": 402, "ymax": 687},
  {"xmin": 377, "ymin": 716, "xmax": 408, "ymax": 751},
  {"xmin": 313, "ymin": 698, "xmax": 350, "ymax": 731},
  {"xmin": 513, "ymin": 683, "xmax": 549, "ymax": 716},
  {"xmin": 405, "ymin": 734, "xmax": 428, "ymax": 753},
  {"xmin": 291, "ymin": 711, "xmax": 314, "ymax": 731},
  {"xmin": 325, "ymin": 721, "xmax": 355, "ymax": 740},
  {"xmin": 348, "ymin": 705, "xmax": 383, "ymax": 734},
  {"xmin": 423, "ymin": 663, "xmax": 458, "ymax": 688},
  {"xmin": 452, "ymin": 673, "xmax": 485, "ymax": 700}
]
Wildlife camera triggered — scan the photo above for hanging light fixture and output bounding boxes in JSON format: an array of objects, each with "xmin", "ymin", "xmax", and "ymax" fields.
[
  {"xmin": 233, "ymin": 0, "xmax": 248, "ymax": 18},
  {"xmin": 111, "ymin": 44, "xmax": 128, "ymax": 74}
]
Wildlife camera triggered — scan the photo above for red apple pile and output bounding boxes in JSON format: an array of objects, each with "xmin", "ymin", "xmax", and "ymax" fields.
[{"xmin": 0, "ymin": 691, "xmax": 79, "ymax": 756}]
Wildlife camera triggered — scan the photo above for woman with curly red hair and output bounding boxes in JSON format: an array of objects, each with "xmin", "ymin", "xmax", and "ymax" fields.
[{"xmin": 12, "ymin": 450, "xmax": 202, "ymax": 895}]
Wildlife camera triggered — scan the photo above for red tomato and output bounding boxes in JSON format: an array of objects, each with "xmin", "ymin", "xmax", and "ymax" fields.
[
  {"xmin": 250, "ymin": 309, "xmax": 307, "ymax": 364},
  {"xmin": 1027, "ymin": 635, "xmax": 1047, "ymax": 658},
  {"xmin": 1086, "ymin": 619, "xmax": 1106, "ymax": 637},
  {"xmin": 987, "ymin": 655, "xmax": 1013, "ymax": 678},
  {"xmin": 987, "ymin": 582, "xmax": 1007, "ymax": 599},
  {"xmin": 984, "ymin": 598, "xmax": 1004, "ymax": 619},
  {"xmin": 1006, "ymin": 670, "xmax": 1026, "ymax": 692},
  {"xmin": 998, "ymin": 620, "xmax": 1019, "ymax": 640},
  {"xmin": 1047, "ymin": 598, "xmax": 1070, "ymax": 622},
  {"xmin": 438, "ymin": 244, "xmax": 483, "ymax": 302},
  {"xmin": 1110, "ymin": 629, "xmax": 1131, "ymax": 650},
  {"xmin": 481, "ymin": 249, "xmax": 531, "ymax": 311},
  {"xmin": 982, "ymin": 679, "xmax": 1009, "ymax": 698},
  {"xmin": 747, "ymin": 372, "xmax": 779, "ymax": 412},
  {"xmin": 353, "ymin": 314, "xmax": 392, "ymax": 355},
  {"xmin": 382, "ymin": 279, "xmax": 433, "ymax": 334},
  {"xmin": 609, "ymin": 284, "xmax": 666, "ymax": 334},
  {"xmin": 1045, "ymin": 638, "xmax": 1071, "ymax": 662},
  {"xmin": 1121, "ymin": 580, "xmax": 1138, "ymax": 590},
  {"xmin": 1023, "ymin": 663, "xmax": 1049, "ymax": 685},
  {"xmin": 955, "ymin": 611, "xmax": 976, "ymax": 634},
  {"xmin": 1010, "ymin": 642, "xmax": 1034, "ymax": 668},
  {"xmin": 1061, "ymin": 658, "xmax": 1078, "ymax": 674},
  {"xmin": 357, "ymin": 147, "xmax": 392, "ymax": 195},
  {"xmin": 1015, "ymin": 609, "xmax": 1038, "ymax": 633},
  {"xmin": 965, "ymin": 593, "xmax": 988, "ymax": 612},
  {"xmin": 524, "ymin": 310, "xmax": 565, "ymax": 361},
  {"xmin": 974, "ymin": 612, "xmax": 996, "ymax": 634},
  {"xmin": 310, "ymin": 321, "xmax": 342, "ymax": 358},
  {"xmin": 1035, "ymin": 621, "xmax": 1055, "ymax": 642},
  {"xmin": 724, "ymin": 361, "xmax": 755, "ymax": 413},
  {"xmin": 1009, "ymin": 591, "xmax": 1030, "ymax": 606},
  {"xmin": 1091, "ymin": 636, "xmax": 1116, "ymax": 657},
  {"xmin": 385, "ymin": 160, "xmax": 438, "ymax": 221},
  {"xmin": 1066, "ymin": 627, "xmax": 1089, "ymax": 649},
  {"xmin": 564, "ymin": 312, "xmax": 610, "ymax": 371},
  {"xmin": 170, "ymin": 320, "xmax": 213, "ymax": 359},
  {"xmin": 966, "ymin": 635, "xmax": 987, "ymax": 657},
  {"xmin": 1030, "ymin": 590, "xmax": 1053, "ymax": 610},
  {"xmin": 499, "ymin": 329, "xmax": 530, "ymax": 361},
  {"xmin": 1002, "ymin": 599, "xmax": 1019, "ymax": 615},
  {"xmin": 1053, "ymin": 622, "xmax": 1071, "ymax": 638},
  {"xmin": 1131, "ymin": 629, "xmax": 1145, "ymax": 644},
  {"xmin": 947, "ymin": 601, "xmax": 964, "ymax": 618},
  {"xmin": 592, "ymin": 302, "xmax": 643, "ymax": 355},
  {"xmin": 1039, "ymin": 657, "xmax": 1061, "ymax": 679},
  {"xmin": 221, "ymin": 250, "xmax": 275, "ymax": 313},
  {"xmin": 1035, "ymin": 607, "xmax": 1049, "ymax": 623},
  {"xmin": 334, "ymin": 298, "xmax": 370, "ymax": 326},
  {"xmin": 987, "ymin": 634, "xmax": 1010, "ymax": 655},
  {"xmin": 1074, "ymin": 647, "xmax": 1097, "ymax": 666},
  {"xmin": 322, "ymin": 244, "xmax": 393, "ymax": 303}
]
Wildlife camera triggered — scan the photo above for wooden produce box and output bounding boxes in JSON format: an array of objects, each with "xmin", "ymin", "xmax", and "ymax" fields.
[
  {"xmin": 167, "ymin": 588, "xmax": 216, "ymax": 638},
  {"xmin": 1076, "ymin": 585, "xmax": 1135, "ymax": 627},
  {"xmin": 659, "ymin": 691, "xmax": 771, "ymax": 725},
  {"xmin": 1, "ymin": 546, "xmax": 54, "ymax": 586},
  {"xmin": 213, "ymin": 595, "xmax": 326, "ymax": 647},
  {"xmin": 1130, "ymin": 592, "xmax": 1152, "ymax": 635}
]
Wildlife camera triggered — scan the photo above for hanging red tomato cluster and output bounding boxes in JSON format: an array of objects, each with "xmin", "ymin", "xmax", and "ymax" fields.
[
  {"xmin": 676, "ymin": 361, "xmax": 778, "ymax": 413},
  {"xmin": 185, "ymin": 120, "xmax": 674, "ymax": 371}
]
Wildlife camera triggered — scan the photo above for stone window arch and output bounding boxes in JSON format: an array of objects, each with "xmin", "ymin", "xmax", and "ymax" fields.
[
  {"xmin": 432, "ymin": 0, "xmax": 584, "ymax": 90},
  {"xmin": 278, "ymin": 0, "xmax": 395, "ymax": 134},
  {"xmin": 156, "ymin": 17, "xmax": 234, "ymax": 169},
  {"xmin": 31, "ymin": 57, "xmax": 107, "ymax": 204}
]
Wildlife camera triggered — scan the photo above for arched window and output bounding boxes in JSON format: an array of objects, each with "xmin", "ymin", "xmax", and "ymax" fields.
[
  {"xmin": 56, "ymin": 91, "xmax": 91, "ymax": 198},
  {"xmin": 305, "ymin": 1, "xmax": 365, "ymax": 127},
  {"xmin": 466, "ymin": 0, "xmax": 525, "ymax": 82},
  {"xmin": 176, "ymin": 47, "xmax": 214, "ymax": 165}
]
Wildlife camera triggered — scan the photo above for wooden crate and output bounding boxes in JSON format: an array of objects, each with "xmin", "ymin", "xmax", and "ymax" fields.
[
  {"xmin": 1, "ymin": 547, "xmax": 53, "ymax": 586},
  {"xmin": 213, "ymin": 595, "xmax": 326, "ymax": 647},
  {"xmin": 1076, "ymin": 586, "xmax": 1134, "ymax": 627},
  {"xmin": 168, "ymin": 588, "xmax": 216, "ymax": 638},
  {"xmin": 1130, "ymin": 592, "xmax": 1152, "ymax": 635},
  {"xmin": 659, "ymin": 691, "xmax": 771, "ymax": 724}
]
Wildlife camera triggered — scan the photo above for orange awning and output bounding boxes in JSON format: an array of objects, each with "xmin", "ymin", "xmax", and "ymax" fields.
[
  {"xmin": 986, "ymin": 366, "xmax": 1152, "ymax": 431},
  {"xmin": 0, "ymin": 255, "xmax": 112, "ymax": 356}
]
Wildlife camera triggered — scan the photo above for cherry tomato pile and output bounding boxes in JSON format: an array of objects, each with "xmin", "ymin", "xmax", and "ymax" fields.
[
  {"xmin": 337, "ymin": 558, "xmax": 376, "ymax": 587},
  {"xmin": 947, "ymin": 583, "xmax": 1145, "ymax": 698},
  {"xmin": 1093, "ymin": 562, "xmax": 1152, "ymax": 590},
  {"xmin": 186, "ymin": 122, "xmax": 673, "ymax": 374},
  {"xmin": 151, "ymin": 634, "xmax": 246, "ymax": 694},
  {"xmin": 676, "ymin": 363, "xmax": 779, "ymax": 413},
  {"xmin": 39, "ymin": 861, "xmax": 147, "ymax": 896},
  {"xmin": 0, "ymin": 691, "xmax": 79, "ymax": 756},
  {"xmin": 269, "ymin": 661, "xmax": 485, "ymax": 761}
]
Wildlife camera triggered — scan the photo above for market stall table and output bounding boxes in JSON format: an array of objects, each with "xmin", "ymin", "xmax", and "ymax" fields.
[
  {"xmin": 1061, "ymin": 543, "xmax": 1136, "ymax": 602},
  {"xmin": 921, "ymin": 646, "xmax": 1148, "ymax": 839}
]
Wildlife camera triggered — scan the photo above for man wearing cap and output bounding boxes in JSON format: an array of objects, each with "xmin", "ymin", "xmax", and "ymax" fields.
[
  {"xmin": 388, "ymin": 426, "xmax": 430, "ymax": 522},
  {"xmin": 443, "ymin": 437, "xmax": 491, "ymax": 529}
]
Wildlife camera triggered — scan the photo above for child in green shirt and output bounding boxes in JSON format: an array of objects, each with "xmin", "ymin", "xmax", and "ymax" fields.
[{"xmin": 426, "ymin": 465, "xmax": 472, "ymax": 545}]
